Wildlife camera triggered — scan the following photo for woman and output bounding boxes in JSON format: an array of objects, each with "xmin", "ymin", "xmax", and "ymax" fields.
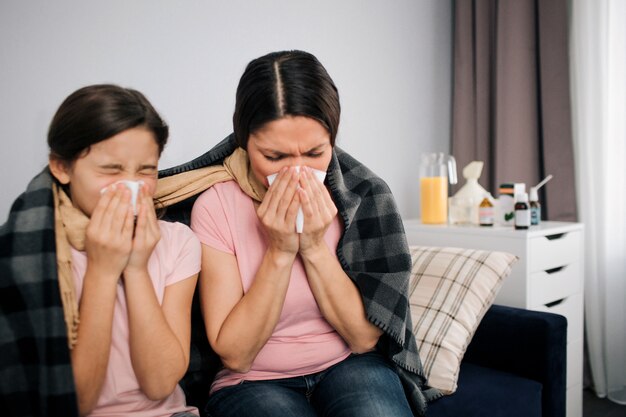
[
  {"xmin": 157, "ymin": 50, "xmax": 438, "ymax": 417},
  {"xmin": 0, "ymin": 84, "xmax": 200, "ymax": 417}
]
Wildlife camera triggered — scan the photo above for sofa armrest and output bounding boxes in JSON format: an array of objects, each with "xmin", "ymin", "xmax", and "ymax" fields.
[{"xmin": 463, "ymin": 304, "xmax": 567, "ymax": 417}]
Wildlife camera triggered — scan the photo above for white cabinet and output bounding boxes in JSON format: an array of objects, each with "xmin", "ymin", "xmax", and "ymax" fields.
[{"xmin": 403, "ymin": 220, "xmax": 584, "ymax": 417}]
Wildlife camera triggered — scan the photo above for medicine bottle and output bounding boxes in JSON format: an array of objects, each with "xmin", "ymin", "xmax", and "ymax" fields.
[
  {"xmin": 529, "ymin": 187, "xmax": 541, "ymax": 225},
  {"xmin": 478, "ymin": 197, "xmax": 494, "ymax": 227},
  {"xmin": 514, "ymin": 193, "xmax": 530, "ymax": 230}
]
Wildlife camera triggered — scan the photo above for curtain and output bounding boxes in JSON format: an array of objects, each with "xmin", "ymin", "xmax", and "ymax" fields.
[
  {"xmin": 571, "ymin": 0, "xmax": 626, "ymax": 405},
  {"xmin": 451, "ymin": 0, "xmax": 577, "ymax": 221}
]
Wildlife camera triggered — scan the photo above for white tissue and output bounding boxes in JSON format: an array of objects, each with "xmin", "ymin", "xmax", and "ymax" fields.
[
  {"xmin": 266, "ymin": 166, "xmax": 326, "ymax": 233},
  {"xmin": 100, "ymin": 180, "xmax": 143, "ymax": 215}
]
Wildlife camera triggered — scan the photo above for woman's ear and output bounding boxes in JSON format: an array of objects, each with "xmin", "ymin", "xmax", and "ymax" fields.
[{"xmin": 48, "ymin": 157, "xmax": 71, "ymax": 185}]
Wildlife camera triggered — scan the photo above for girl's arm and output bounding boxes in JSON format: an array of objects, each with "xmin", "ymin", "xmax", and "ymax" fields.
[
  {"xmin": 124, "ymin": 270, "xmax": 197, "ymax": 400},
  {"xmin": 72, "ymin": 267, "xmax": 120, "ymax": 416},
  {"xmin": 298, "ymin": 167, "xmax": 383, "ymax": 352},
  {"xmin": 71, "ymin": 185, "xmax": 135, "ymax": 416},
  {"xmin": 123, "ymin": 189, "xmax": 197, "ymax": 400}
]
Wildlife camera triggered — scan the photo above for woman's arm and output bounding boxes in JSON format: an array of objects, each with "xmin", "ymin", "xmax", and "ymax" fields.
[
  {"xmin": 199, "ymin": 167, "xmax": 302, "ymax": 372},
  {"xmin": 298, "ymin": 167, "xmax": 383, "ymax": 352},
  {"xmin": 199, "ymin": 244, "xmax": 295, "ymax": 372},
  {"xmin": 300, "ymin": 245, "xmax": 383, "ymax": 353}
]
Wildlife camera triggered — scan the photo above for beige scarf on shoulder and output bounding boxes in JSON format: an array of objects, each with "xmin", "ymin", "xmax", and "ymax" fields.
[{"xmin": 54, "ymin": 147, "xmax": 263, "ymax": 348}]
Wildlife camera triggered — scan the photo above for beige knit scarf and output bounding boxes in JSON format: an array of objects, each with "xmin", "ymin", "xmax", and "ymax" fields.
[
  {"xmin": 52, "ymin": 183, "xmax": 85, "ymax": 349},
  {"xmin": 155, "ymin": 147, "xmax": 266, "ymax": 206},
  {"xmin": 54, "ymin": 147, "xmax": 263, "ymax": 348}
]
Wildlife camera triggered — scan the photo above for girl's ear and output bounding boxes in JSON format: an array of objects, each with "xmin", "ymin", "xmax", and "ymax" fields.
[{"xmin": 48, "ymin": 157, "xmax": 71, "ymax": 185}]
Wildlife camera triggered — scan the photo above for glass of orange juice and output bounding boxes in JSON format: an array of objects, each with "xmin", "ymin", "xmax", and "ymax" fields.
[{"xmin": 420, "ymin": 153, "xmax": 457, "ymax": 224}]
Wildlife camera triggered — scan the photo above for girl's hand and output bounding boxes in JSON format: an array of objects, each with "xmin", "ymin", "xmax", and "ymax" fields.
[
  {"xmin": 298, "ymin": 166, "xmax": 337, "ymax": 255},
  {"xmin": 125, "ymin": 186, "xmax": 161, "ymax": 274},
  {"xmin": 85, "ymin": 183, "xmax": 135, "ymax": 279},
  {"xmin": 256, "ymin": 166, "xmax": 301, "ymax": 255}
]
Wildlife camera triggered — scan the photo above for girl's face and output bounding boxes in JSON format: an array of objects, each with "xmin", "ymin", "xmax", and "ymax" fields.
[
  {"xmin": 247, "ymin": 116, "xmax": 333, "ymax": 186},
  {"xmin": 49, "ymin": 127, "xmax": 160, "ymax": 217}
]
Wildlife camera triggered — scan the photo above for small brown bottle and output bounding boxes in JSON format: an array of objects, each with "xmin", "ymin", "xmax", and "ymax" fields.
[
  {"xmin": 514, "ymin": 193, "xmax": 530, "ymax": 230},
  {"xmin": 479, "ymin": 197, "xmax": 494, "ymax": 227}
]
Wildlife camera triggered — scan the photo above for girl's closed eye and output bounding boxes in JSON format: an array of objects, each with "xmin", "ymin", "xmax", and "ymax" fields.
[
  {"xmin": 138, "ymin": 166, "xmax": 158, "ymax": 177},
  {"xmin": 99, "ymin": 164, "xmax": 124, "ymax": 175}
]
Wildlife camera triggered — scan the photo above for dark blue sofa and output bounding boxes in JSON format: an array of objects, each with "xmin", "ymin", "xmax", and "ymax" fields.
[
  {"xmin": 181, "ymin": 303, "xmax": 567, "ymax": 417},
  {"xmin": 427, "ymin": 304, "xmax": 567, "ymax": 417}
]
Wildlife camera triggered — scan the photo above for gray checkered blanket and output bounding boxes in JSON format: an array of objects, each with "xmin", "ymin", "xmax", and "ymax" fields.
[
  {"xmin": 160, "ymin": 135, "xmax": 439, "ymax": 415},
  {"xmin": 0, "ymin": 135, "xmax": 437, "ymax": 417},
  {"xmin": 0, "ymin": 168, "xmax": 79, "ymax": 417}
]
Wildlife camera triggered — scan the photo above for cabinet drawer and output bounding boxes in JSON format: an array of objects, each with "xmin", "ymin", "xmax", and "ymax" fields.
[
  {"xmin": 529, "ymin": 231, "xmax": 581, "ymax": 272},
  {"xmin": 529, "ymin": 265, "xmax": 583, "ymax": 306},
  {"xmin": 534, "ymin": 292, "xmax": 583, "ymax": 343}
]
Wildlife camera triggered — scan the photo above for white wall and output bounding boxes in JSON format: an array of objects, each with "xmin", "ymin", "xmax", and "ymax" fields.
[{"xmin": 0, "ymin": 0, "xmax": 452, "ymax": 222}]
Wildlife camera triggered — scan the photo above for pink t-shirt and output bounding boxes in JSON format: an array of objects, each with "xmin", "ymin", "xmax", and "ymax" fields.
[
  {"xmin": 190, "ymin": 181, "xmax": 351, "ymax": 392},
  {"xmin": 71, "ymin": 221, "xmax": 201, "ymax": 417}
]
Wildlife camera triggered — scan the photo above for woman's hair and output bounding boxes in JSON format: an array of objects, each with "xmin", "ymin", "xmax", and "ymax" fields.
[
  {"xmin": 48, "ymin": 84, "xmax": 169, "ymax": 163},
  {"xmin": 233, "ymin": 50, "xmax": 341, "ymax": 149}
]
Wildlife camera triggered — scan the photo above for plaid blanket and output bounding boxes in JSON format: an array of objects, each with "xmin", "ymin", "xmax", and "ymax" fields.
[
  {"xmin": 0, "ymin": 168, "xmax": 79, "ymax": 417},
  {"xmin": 160, "ymin": 135, "xmax": 439, "ymax": 416}
]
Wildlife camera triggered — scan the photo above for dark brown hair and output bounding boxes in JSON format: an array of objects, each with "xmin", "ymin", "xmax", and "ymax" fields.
[
  {"xmin": 233, "ymin": 50, "xmax": 341, "ymax": 149},
  {"xmin": 48, "ymin": 84, "xmax": 168, "ymax": 163}
]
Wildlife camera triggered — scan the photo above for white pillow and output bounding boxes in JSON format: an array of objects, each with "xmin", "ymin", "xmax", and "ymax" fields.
[{"xmin": 408, "ymin": 246, "xmax": 517, "ymax": 394}]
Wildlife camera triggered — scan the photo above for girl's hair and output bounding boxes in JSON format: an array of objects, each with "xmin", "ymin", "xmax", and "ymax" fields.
[
  {"xmin": 233, "ymin": 50, "xmax": 341, "ymax": 149},
  {"xmin": 48, "ymin": 84, "xmax": 169, "ymax": 163}
]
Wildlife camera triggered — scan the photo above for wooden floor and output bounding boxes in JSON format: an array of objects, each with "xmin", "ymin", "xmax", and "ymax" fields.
[{"xmin": 583, "ymin": 388, "xmax": 626, "ymax": 417}]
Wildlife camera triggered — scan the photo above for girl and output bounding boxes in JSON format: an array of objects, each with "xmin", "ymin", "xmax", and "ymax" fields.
[{"xmin": 2, "ymin": 84, "xmax": 200, "ymax": 417}]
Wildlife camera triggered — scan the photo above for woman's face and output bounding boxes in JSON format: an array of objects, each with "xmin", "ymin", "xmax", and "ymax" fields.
[
  {"xmin": 247, "ymin": 116, "xmax": 333, "ymax": 186},
  {"xmin": 49, "ymin": 127, "xmax": 160, "ymax": 217}
]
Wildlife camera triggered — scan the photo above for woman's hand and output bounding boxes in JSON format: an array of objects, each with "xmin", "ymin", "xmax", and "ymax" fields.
[
  {"xmin": 84, "ymin": 183, "xmax": 135, "ymax": 280},
  {"xmin": 256, "ymin": 166, "xmax": 301, "ymax": 255},
  {"xmin": 125, "ymin": 186, "xmax": 161, "ymax": 275},
  {"xmin": 298, "ymin": 166, "xmax": 337, "ymax": 255}
]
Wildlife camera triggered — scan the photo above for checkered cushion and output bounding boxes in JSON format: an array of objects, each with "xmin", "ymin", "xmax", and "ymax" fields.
[{"xmin": 408, "ymin": 246, "xmax": 517, "ymax": 394}]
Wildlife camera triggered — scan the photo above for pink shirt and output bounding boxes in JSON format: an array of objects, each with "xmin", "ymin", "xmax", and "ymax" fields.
[
  {"xmin": 71, "ymin": 221, "xmax": 201, "ymax": 417},
  {"xmin": 190, "ymin": 181, "xmax": 351, "ymax": 392}
]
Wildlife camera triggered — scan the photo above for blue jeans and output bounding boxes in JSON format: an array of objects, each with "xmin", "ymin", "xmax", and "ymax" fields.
[{"xmin": 205, "ymin": 351, "xmax": 413, "ymax": 417}]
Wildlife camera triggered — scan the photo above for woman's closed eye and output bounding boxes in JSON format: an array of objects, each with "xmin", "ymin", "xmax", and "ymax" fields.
[
  {"xmin": 263, "ymin": 152, "xmax": 324, "ymax": 162},
  {"xmin": 263, "ymin": 153, "xmax": 285, "ymax": 162}
]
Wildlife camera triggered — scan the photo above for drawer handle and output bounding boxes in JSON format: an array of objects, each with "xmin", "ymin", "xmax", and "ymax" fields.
[
  {"xmin": 545, "ymin": 298, "xmax": 565, "ymax": 308},
  {"xmin": 546, "ymin": 233, "xmax": 567, "ymax": 241},
  {"xmin": 545, "ymin": 266, "xmax": 566, "ymax": 274}
]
